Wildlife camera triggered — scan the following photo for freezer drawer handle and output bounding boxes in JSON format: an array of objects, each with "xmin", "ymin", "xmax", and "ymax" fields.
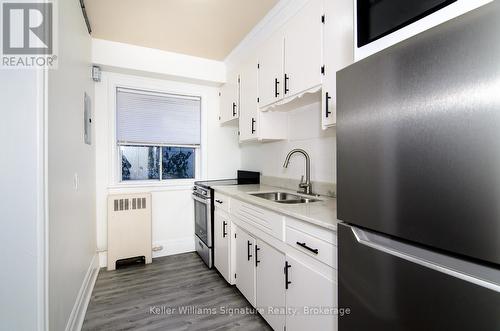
[
  {"xmin": 296, "ymin": 241, "xmax": 319, "ymax": 254},
  {"xmin": 351, "ymin": 227, "xmax": 500, "ymax": 293},
  {"xmin": 215, "ymin": 200, "xmax": 223, "ymax": 204}
]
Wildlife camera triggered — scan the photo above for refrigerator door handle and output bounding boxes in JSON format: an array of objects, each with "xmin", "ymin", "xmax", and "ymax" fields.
[{"xmin": 351, "ymin": 227, "xmax": 500, "ymax": 293}]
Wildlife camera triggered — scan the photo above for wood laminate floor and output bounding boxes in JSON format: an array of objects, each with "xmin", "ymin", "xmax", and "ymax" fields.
[{"xmin": 82, "ymin": 252, "xmax": 272, "ymax": 331}]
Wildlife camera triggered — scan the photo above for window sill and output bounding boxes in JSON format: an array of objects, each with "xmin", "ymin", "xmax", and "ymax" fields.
[{"xmin": 108, "ymin": 179, "xmax": 196, "ymax": 191}]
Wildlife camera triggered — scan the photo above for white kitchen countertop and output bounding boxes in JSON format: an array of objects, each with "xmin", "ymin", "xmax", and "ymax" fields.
[{"xmin": 212, "ymin": 184, "xmax": 339, "ymax": 231}]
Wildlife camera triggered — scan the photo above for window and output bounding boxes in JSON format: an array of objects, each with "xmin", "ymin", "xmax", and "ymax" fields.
[{"xmin": 116, "ymin": 87, "xmax": 201, "ymax": 181}]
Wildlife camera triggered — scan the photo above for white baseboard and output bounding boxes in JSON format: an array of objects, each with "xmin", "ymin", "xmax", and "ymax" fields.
[
  {"xmin": 152, "ymin": 236, "xmax": 195, "ymax": 258},
  {"xmin": 98, "ymin": 236, "xmax": 195, "ymax": 267},
  {"xmin": 98, "ymin": 251, "xmax": 107, "ymax": 268},
  {"xmin": 65, "ymin": 254, "xmax": 99, "ymax": 331}
]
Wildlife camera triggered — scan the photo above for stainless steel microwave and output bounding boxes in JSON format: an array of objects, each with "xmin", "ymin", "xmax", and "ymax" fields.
[{"xmin": 354, "ymin": 0, "xmax": 491, "ymax": 60}]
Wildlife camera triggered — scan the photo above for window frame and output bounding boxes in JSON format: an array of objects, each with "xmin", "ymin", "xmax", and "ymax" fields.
[{"xmin": 107, "ymin": 76, "xmax": 207, "ymax": 187}]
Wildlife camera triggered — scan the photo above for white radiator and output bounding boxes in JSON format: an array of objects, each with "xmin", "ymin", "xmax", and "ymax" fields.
[{"xmin": 107, "ymin": 193, "xmax": 152, "ymax": 270}]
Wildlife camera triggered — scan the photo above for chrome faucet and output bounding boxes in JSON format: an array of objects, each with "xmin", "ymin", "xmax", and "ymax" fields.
[{"xmin": 283, "ymin": 149, "xmax": 312, "ymax": 195}]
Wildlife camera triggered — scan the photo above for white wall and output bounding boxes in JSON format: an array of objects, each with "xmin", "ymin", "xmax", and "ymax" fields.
[
  {"xmin": 0, "ymin": 70, "xmax": 45, "ymax": 331},
  {"xmin": 241, "ymin": 99, "xmax": 336, "ymax": 184},
  {"xmin": 47, "ymin": 0, "xmax": 97, "ymax": 329},
  {"xmin": 95, "ymin": 72, "xmax": 241, "ymax": 267}
]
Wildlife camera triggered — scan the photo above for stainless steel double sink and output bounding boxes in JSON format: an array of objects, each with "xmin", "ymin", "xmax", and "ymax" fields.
[{"xmin": 249, "ymin": 192, "xmax": 320, "ymax": 204}]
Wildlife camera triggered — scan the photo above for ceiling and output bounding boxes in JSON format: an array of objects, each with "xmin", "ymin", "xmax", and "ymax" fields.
[{"xmin": 85, "ymin": 0, "xmax": 279, "ymax": 61}]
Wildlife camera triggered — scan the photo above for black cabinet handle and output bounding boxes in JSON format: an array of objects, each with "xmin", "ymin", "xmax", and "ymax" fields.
[
  {"xmin": 222, "ymin": 221, "xmax": 227, "ymax": 238},
  {"xmin": 274, "ymin": 78, "xmax": 280, "ymax": 98},
  {"xmin": 325, "ymin": 92, "xmax": 332, "ymax": 118},
  {"xmin": 284, "ymin": 261, "xmax": 292, "ymax": 289},
  {"xmin": 247, "ymin": 240, "xmax": 253, "ymax": 261},
  {"xmin": 232, "ymin": 102, "xmax": 237, "ymax": 117},
  {"xmin": 296, "ymin": 241, "xmax": 319, "ymax": 254},
  {"xmin": 284, "ymin": 73, "xmax": 290, "ymax": 94},
  {"xmin": 255, "ymin": 245, "xmax": 260, "ymax": 267},
  {"xmin": 215, "ymin": 200, "xmax": 223, "ymax": 204},
  {"xmin": 251, "ymin": 118, "xmax": 256, "ymax": 134}
]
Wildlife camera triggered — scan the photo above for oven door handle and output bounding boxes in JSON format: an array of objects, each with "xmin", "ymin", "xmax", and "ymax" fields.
[{"xmin": 192, "ymin": 193, "xmax": 211, "ymax": 205}]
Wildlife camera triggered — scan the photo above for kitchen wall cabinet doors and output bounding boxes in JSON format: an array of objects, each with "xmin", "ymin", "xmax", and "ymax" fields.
[
  {"xmin": 258, "ymin": 0, "xmax": 324, "ymax": 110},
  {"xmin": 285, "ymin": 254, "xmax": 337, "ymax": 331},
  {"xmin": 321, "ymin": 0, "xmax": 354, "ymax": 128},
  {"xmin": 235, "ymin": 227, "xmax": 256, "ymax": 307},
  {"xmin": 258, "ymin": 31, "xmax": 284, "ymax": 108},
  {"xmin": 239, "ymin": 57, "xmax": 288, "ymax": 143},
  {"xmin": 239, "ymin": 59, "xmax": 259, "ymax": 141},
  {"xmin": 214, "ymin": 210, "xmax": 231, "ymax": 283},
  {"xmin": 255, "ymin": 240, "xmax": 286, "ymax": 331},
  {"xmin": 219, "ymin": 70, "xmax": 240, "ymax": 124},
  {"xmin": 283, "ymin": 0, "xmax": 324, "ymax": 99}
]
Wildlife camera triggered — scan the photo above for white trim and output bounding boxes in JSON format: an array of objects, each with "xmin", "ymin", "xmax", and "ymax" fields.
[
  {"xmin": 64, "ymin": 255, "xmax": 99, "ymax": 331},
  {"xmin": 36, "ymin": 66, "xmax": 49, "ymax": 331},
  {"xmin": 97, "ymin": 237, "xmax": 195, "ymax": 267},
  {"xmin": 107, "ymin": 183, "xmax": 194, "ymax": 193},
  {"xmin": 152, "ymin": 237, "xmax": 196, "ymax": 258},
  {"xmin": 354, "ymin": 0, "xmax": 492, "ymax": 61},
  {"xmin": 104, "ymin": 72, "xmax": 208, "ymax": 185}
]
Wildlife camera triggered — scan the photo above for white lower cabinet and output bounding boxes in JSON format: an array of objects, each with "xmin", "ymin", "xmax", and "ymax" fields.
[
  {"xmin": 285, "ymin": 255, "xmax": 337, "ymax": 331},
  {"xmin": 213, "ymin": 194, "xmax": 337, "ymax": 331},
  {"xmin": 214, "ymin": 210, "xmax": 231, "ymax": 283},
  {"xmin": 235, "ymin": 227, "xmax": 256, "ymax": 307},
  {"xmin": 256, "ymin": 240, "xmax": 286, "ymax": 331}
]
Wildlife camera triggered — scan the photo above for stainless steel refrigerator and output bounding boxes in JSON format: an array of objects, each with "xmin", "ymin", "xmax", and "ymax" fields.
[{"xmin": 336, "ymin": 1, "xmax": 500, "ymax": 330}]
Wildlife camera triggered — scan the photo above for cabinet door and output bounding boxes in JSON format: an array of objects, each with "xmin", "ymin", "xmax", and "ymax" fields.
[
  {"xmin": 220, "ymin": 70, "xmax": 239, "ymax": 123},
  {"xmin": 258, "ymin": 30, "xmax": 284, "ymax": 108},
  {"xmin": 284, "ymin": 0, "xmax": 324, "ymax": 99},
  {"xmin": 235, "ymin": 228, "xmax": 256, "ymax": 306},
  {"xmin": 214, "ymin": 210, "xmax": 231, "ymax": 283},
  {"xmin": 285, "ymin": 255, "xmax": 337, "ymax": 331},
  {"xmin": 321, "ymin": 0, "xmax": 353, "ymax": 128},
  {"xmin": 256, "ymin": 240, "xmax": 286, "ymax": 331},
  {"xmin": 239, "ymin": 58, "xmax": 259, "ymax": 142}
]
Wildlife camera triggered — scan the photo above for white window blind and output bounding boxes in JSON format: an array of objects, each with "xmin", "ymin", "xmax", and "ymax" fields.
[{"xmin": 116, "ymin": 87, "xmax": 201, "ymax": 146}]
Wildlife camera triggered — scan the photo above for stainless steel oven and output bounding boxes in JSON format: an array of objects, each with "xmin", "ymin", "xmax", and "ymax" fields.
[
  {"xmin": 193, "ymin": 185, "xmax": 212, "ymax": 267},
  {"xmin": 193, "ymin": 172, "xmax": 260, "ymax": 268}
]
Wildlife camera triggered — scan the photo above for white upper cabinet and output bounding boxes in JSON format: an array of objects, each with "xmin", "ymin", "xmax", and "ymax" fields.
[
  {"xmin": 240, "ymin": 56, "xmax": 288, "ymax": 143},
  {"xmin": 283, "ymin": 0, "xmax": 324, "ymax": 99},
  {"xmin": 219, "ymin": 69, "xmax": 240, "ymax": 124},
  {"xmin": 321, "ymin": 0, "xmax": 354, "ymax": 128},
  {"xmin": 257, "ymin": 0, "xmax": 324, "ymax": 110},
  {"xmin": 258, "ymin": 30, "xmax": 284, "ymax": 108},
  {"xmin": 239, "ymin": 58, "xmax": 259, "ymax": 142},
  {"xmin": 221, "ymin": 0, "xmax": 354, "ymax": 133}
]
